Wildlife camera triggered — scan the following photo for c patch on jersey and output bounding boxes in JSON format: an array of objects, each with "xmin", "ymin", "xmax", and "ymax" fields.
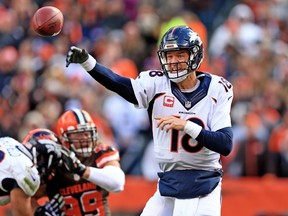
[{"xmin": 163, "ymin": 96, "xmax": 175, "ymax": 107}]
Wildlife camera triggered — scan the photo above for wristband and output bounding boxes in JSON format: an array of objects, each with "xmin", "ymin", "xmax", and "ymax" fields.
[
  {"xmin": 81, "ymin": 54, "xmax": 96, "ymax": 71},
  {"xmin": 76, "ymin": 163, "xmax": 86, "ymax": 177},
  {"xmin": 184, "ymin": 121, "xmax": 202, "ymax": 139}
]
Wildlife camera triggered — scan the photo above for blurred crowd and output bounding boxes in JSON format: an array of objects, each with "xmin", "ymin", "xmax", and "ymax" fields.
[{"xmin": 1, "ymin": 0, "xmax": 288, "ymax": 179}]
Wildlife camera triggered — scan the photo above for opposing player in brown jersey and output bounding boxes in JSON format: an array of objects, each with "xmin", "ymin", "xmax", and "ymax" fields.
[{"xmin": 33, "ymin": 109, "xmax": 125, "ymax": 216}]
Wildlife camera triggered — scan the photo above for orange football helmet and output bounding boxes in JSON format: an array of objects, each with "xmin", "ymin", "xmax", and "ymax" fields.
[{"xmin": 56, "ymin": 109, "xmax": 98, "ymax": 157}]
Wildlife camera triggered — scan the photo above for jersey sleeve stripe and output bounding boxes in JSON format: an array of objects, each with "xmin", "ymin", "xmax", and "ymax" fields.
[{"xmin": 96, "ymin": 151, "xmax": 120, "ymax": 168}]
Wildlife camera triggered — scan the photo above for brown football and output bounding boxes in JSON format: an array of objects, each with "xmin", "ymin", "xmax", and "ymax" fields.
[{"xmin": 32, "ymin": 6, "xmax": 64, "ymax": 37}]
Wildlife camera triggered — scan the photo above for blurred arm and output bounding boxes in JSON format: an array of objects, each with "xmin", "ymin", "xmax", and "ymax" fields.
[
  {"xmin": 82, "ymin": 160, "xmax": 125, "ymax": 192},
  {"xmin": 10, "ymin": 188, "xmax": 33, "ymax": 216}
]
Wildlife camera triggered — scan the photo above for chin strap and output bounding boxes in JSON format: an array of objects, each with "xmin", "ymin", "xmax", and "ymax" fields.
[{"xmin": 168, "ymin": 69, "xmax": 190, "ymax": 83}]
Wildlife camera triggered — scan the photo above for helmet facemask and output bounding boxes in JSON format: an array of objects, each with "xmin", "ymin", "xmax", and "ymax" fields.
[
  {"xmin": 63, "ymin": 125, "xmax": 98, "ymax": 158},
  {"xmin": 158, "ymin": 50, "xmax": 198, "ymax": 83},
  {"xmin": 57, "ymin": 109, "xmax": 99, "ymax": 159}
]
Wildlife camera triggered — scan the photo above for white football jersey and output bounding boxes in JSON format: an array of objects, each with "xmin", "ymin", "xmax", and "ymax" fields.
[
  {"xmin": 0, "ymin": 137, "xmax": 40, "ymax": 205},
  {"xmin": 131, "ymin": 71, "xmax": 233, "ymax": 172}
]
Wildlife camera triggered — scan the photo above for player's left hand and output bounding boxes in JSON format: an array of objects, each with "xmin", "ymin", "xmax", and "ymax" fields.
[
  {"xmin": 66, "ymin": 46, "xmax": 89, "ymax": 67},
  {"xmin": 60, "ymin": 146, "xmax": 87, "ymax": 177},
  {"xmin": 34, "ymin": 193, "xmax": 65, "ymax": 216},
  {"xmin": 155, "ymin": 116, "xmax": 187, "ymax": 132}
]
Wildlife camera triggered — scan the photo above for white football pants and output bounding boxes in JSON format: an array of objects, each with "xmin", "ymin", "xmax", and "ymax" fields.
[{"xmin": 140, "ymin": 181, "xmax": 222, "ymax": 216}]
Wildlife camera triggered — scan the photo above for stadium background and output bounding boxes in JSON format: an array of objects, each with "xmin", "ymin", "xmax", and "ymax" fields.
[{"xmin": 1, "ymin": 0, "xmax": 288, "ymax": 215}]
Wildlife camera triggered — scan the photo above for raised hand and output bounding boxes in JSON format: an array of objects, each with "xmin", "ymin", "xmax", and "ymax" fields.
[{"xmin": 66, "ymin": 46, "xmax": 89, "ymax": 67}]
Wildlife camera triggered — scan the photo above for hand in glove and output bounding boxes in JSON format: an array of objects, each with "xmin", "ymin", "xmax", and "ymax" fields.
[
  {"xmin": 34, "ymin": 194, "xmax": 65, "ymax": 216},
  {"xmin": 66, "ymin": 46, "xmax": 96, "ymax": 71},
  {"xmin": 60, "ymin": 146, "xmax": 87, "ymax": 178},
  {"xmin": 66, "ymin": 46, "xmax": 89, "ymax": 67}
]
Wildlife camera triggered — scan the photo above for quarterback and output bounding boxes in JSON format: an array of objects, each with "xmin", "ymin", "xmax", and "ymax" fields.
[{"xmin": 66, "ymin": 25, "xmax": 233, "ymax": 215}]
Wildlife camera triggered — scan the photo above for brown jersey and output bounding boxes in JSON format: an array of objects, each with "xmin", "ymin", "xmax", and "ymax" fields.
[{"xmin": 46, "ymin": 144, "xmax": 120, "ymax": 216}]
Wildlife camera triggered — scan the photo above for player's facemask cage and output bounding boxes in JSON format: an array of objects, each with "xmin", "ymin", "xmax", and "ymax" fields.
[
  {"xmin": 65, "ymin": 126, "xmax": 98, "ymax": 158},
  {"xmin": 57, "ymin": 109, "xmax": 98, "ymax": 158}
]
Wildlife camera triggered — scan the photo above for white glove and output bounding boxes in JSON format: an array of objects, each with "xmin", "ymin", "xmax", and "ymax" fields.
[{"xmin": 34, "ymin": 194, "xmax": 65, "ymax": 216}]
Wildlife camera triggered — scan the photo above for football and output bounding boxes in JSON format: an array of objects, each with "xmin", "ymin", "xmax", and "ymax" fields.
[{"xmin": 32, "ymin": 6, "xmax": 64, "ymax": 37}]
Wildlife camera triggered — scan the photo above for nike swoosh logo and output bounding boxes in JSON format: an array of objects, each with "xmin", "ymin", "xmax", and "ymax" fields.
[
  {"xmin": 26, "ymin": 166, "xmax": 38, "ymax": 182},
  {"xmin": 29, "ymin": 172, "xmax": 37, "ymax": 182},
  {"xmin": 228, "ymin": 96, "xmax": 232, "ymax": 101}
]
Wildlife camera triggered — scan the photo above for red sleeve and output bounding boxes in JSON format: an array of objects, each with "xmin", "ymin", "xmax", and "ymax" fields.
[{"xmin": 94, "ymin": 144, "xmax": 120, "ymax": 168}]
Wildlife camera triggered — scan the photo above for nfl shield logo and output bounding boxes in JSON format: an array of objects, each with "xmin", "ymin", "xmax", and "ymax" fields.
[{"xmin": 185, "ymin": 101, "xmax": 192, "ymax": 109}]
